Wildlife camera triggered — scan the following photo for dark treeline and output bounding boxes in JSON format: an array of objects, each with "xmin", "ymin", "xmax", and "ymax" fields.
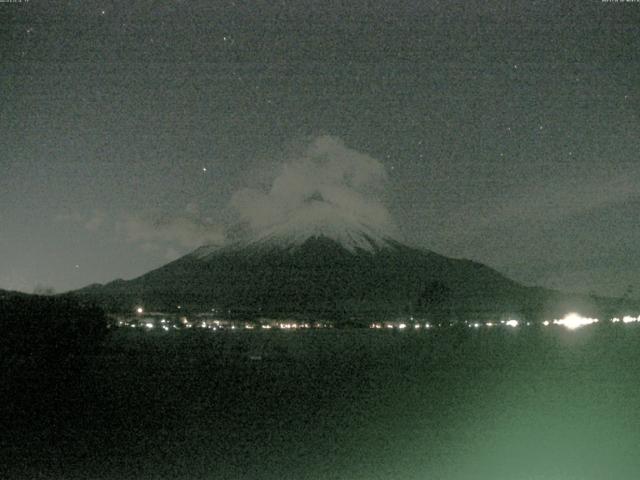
[
  {"xmin": 1, "ymin": 292, "xmax": 109, "ymax": 433},
  {"xmin": 0, "ymin": 292, "xmax": 108, "ymax": 359}
]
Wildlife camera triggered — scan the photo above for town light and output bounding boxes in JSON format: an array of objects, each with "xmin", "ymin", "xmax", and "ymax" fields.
[{"xmin": 553, "ymin": 313, "xmax": 599, "ymax": 330}]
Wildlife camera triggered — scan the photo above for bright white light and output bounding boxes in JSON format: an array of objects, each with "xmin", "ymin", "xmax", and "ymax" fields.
[
  {"xmin": 414, "ymin": 324, "xmax": 421, "ymax": 329},
  {"xmin": 553, "ymin": 313, "xmax": 599, "ymax": 330},
  {"xmin": 473, "ymin": 322, "xmax": 480, "ymax": 328},
  {"xmin": 542, "ymin": 320, "xmax": 550, "ymax": 326},
  {"xmin": 162, "ymin": 325, "xmax": 169, "ymax": 331},
  {"xmin": 622, "ymin": 316, "xmax": 639, "ymax": 324},
  {"xmin": 611, "ymin": 317, "xmax": 621, "ymax": 323},
  {"xmin": 486, "ymin": 322, "xmax": 494, "ymax": 327},
  {"xmin": 136, "ymin": 307, "xmax": 144, "ymax": 314},
  {"xmin": 262, "ymin": 325, "xmax": 271, "ymax": 329},
  {"xmin": 145, "ymin": 323, "xmax": 154, "ymax": 329},
  {"xmin": 398, "ymin": 323, "xmax": 407, "ymax": 329},
  {"xmin": 505, "ymin": 320, "xmax": 519, "ymax": 328}
]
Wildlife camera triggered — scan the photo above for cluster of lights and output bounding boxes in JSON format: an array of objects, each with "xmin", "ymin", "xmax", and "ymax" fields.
[
  {"xmin": 124, "ymin": 307, "xmax": 334, "ymax": 332},
  {"xmin": 370, "ymin": 322, "xmax": 432, "ymax": 330},
  {"xmin": 612, "ymin": 315, "xmax": 640, "ymax": 324},
  {"xmin": 368, "ymin": 314, "xmax": 640, "ymax": 331},
  {"xmin": 125, "ymin": 307, "xmax": 640, "ymax": 334},
  {"xmin": 277, "ymin": 322, "xmax": 311, "ymax": 329},
  {"xmin": 552, "ymin": 313, "xmax": 598, "ymax": 330}
]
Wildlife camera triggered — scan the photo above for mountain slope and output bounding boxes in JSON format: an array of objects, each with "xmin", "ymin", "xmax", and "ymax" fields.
[{"xmin": 74, "ymin": 230, "xmax": 627, "ymax": 321}]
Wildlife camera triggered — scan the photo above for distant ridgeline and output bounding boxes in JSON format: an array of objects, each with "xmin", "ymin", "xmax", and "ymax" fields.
[
  {"xmin": 0, "ymin": 290, "xmax": 108, "ymax": 357},
  {"xmin": 73, "ymin": 233, "xmax": 637, "ymax": 323}
]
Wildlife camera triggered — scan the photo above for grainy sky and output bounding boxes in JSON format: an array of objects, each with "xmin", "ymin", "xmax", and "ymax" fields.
[{"xmin": 1, "ymin": 0, "xmax": 639, "ymax": 296}]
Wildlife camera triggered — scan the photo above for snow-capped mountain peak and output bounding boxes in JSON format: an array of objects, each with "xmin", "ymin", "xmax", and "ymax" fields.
[{"xmin": 193, "ymin": 206, "xmax": 399, "ymax": 259}]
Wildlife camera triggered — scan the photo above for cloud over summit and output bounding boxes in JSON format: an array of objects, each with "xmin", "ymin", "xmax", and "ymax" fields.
[
  {"xmin": 230, "ymin": 136, "xmax": 398, "ymax": 241},
  {"xmin": 117, "ymin": 136, "xmax": 398, "ymax": 257}
]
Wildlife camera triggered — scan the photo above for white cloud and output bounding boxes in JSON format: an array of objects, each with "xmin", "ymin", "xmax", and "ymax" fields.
[
  {"xmin": 230, "ymin": 135, "xmax": 397, "ymax": 239},
  {"xmin": 119, "ymin": 205, "xmax": 225, "ymax": 253}
]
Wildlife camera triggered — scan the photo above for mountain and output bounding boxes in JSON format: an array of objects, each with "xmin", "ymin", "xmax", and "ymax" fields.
[{"xmin": 74, "ymin": 222, "xmax": 631, "ymax": 321}]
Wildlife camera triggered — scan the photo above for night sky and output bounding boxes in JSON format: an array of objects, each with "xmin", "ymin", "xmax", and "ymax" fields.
[{"xmin": 2, "ymin": 1, "xmax": 639, "ymax": 296}]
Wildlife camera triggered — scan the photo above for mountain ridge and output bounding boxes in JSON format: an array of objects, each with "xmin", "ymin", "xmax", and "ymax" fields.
[{"xmin": 73, "ymin": 232, "xmax": 629, "ymax": 321}]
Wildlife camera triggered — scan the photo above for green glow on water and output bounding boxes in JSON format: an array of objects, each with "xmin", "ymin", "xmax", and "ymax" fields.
[{"xmin": 7, "ymin": 326, "xmax": 640, "ymax": 479}]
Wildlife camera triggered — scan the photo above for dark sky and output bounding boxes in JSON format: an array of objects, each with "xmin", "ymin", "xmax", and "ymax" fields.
[{"xmin": 1, "ymin": 0, "xmax": 639, "ymax": 296}]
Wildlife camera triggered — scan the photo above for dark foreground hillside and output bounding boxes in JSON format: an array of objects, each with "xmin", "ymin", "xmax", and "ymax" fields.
[
  {"xmin": 0, "ymin": 291, "xmax": 109, "ymax": 476},
  {"xmin": 0, "ymin": 292, "xmax": 108, "ymax": 358},
  {"xmin": 4, "ymin": 326, "xmax": 640, "ymax": 479}
]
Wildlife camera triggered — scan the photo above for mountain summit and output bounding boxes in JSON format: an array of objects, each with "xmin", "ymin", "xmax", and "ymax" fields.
[{"xmin": 197, "ymin": 207, "xmax": 398, "ymax": 260}]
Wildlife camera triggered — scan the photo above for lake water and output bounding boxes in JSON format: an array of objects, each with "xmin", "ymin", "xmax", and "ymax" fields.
[{"xmin": 5, "ymin": 325, "xmax": 640, "ymax": 479}]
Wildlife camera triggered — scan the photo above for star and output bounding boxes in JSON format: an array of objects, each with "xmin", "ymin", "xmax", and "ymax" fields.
[{"xmin": 202, "ymin": 167, "xmax": 207, "ymax": 173}]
